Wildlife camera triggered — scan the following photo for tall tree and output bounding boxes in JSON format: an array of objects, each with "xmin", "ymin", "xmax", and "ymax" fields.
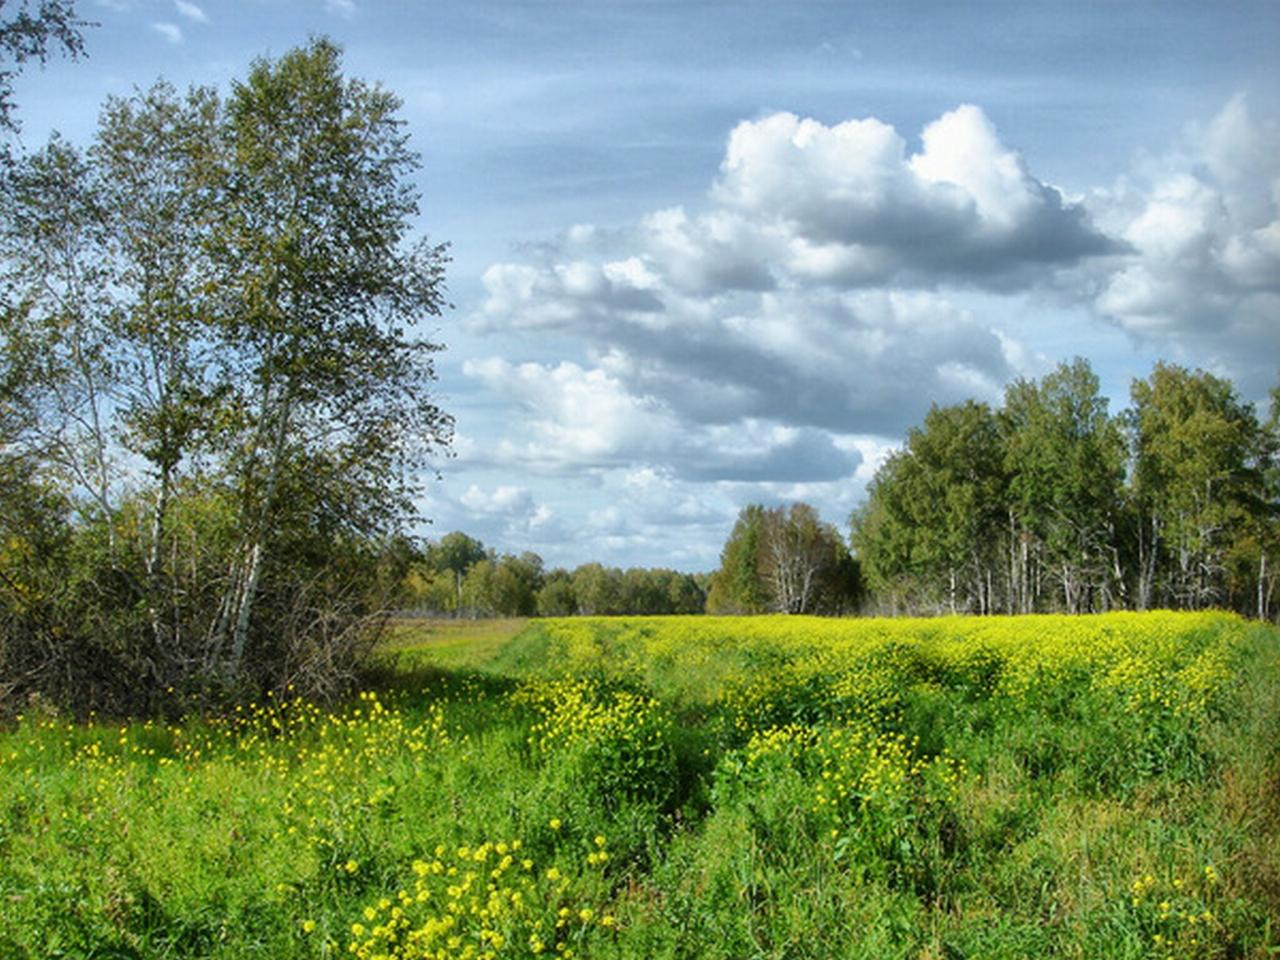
[
  {"xmin": 853, "ymin": 402, "xmax": 1005, "ymax": 614},
  {"xmin": 93, "ymin": 83, "xmax": 224, "ymax": 634},
  {"xmin": 1, "ymin": 39, "xmax": 453, "ymax": 709},
  {"xmin": 572, "ymin": 562, "xmax": 623, "ymax": 616},
  {"xmin": 1129, "ymin": 363, "xmax": 1262, "ymax": 610},
  {"xmin": 535, "ymin": 569, "xmax": 577, "ymax": 617},
  {"xmin": 1001, "ymin": 359, "xmax": 1127, "ymax": 612},
  {"xmin": 911, "ymin": 402, "xmax": 1006, "ymax": 614},
  {"xmin": 429, "ymin": 531, "xmax": 487, "ymax": 614},
  {"xmin": 712, "ymin": 502, "xmax": 856, "ymax": 615},
  {"xmin": 758, "ymin": 503, "xmax": 846, "ymax": 615},
  {"xmin": 706, "ymin": 504, "xmax": 768, "ymax": 614},
  {"xmin": 206, "ymin": 39, "xmax": 452, "ymax": 672},
  {"xmin": 0, "ymin": 136, "xmax": 116, "ymax": 530},
  {"xmin": 850, "ymin": 452, "xmax": 921, "ymax": 614},
  {"xmin": 1244, "ymin": 382, "xmax": 1280, "ymax": 620}
]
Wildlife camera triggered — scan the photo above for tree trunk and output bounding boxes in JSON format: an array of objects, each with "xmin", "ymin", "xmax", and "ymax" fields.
[
  {"xmin": 145, "ymin": 474, "xmax": 170, "ymax": 649},
  {"xmin": 1260, "ymin": 552, "xmax": 1268, "ymax": 621},
  {"xmin": 1138, "ymin": 514, "xmax": 1159, "ymax": 611},
  {"xmin": 227, "ymin": 392, "xmax": 294, "ymax": 677}
]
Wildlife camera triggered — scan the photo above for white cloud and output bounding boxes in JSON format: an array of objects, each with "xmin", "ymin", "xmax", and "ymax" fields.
[
  {"xmin": 326, "ymin": 0, "xmax": 357, "ymax": 18},
  {"xmin": 461, "ymin": 358, "xmax": 672, "ymax": 467},
  {"xmin": 173, "ymin": 0, "xmax": 208, "ymax": 23},
  {"xmin": 449, "ymin": 98, "xmax": 1276, "ymax": 566},
  {"xmin": 711, "ymin": 105, "xmax": 1115, "ymax": 287},
  {"xmin": 1095, "ymin": 95, "xmax": 1280, "ymax": 395},
  {"xmin": 460, "ymin": 357, "xmax": 864, "ymax": 484},
  {"xmin": 472, "ymin": 256, "xmax": 1017, "ymax": 437},
  {"xmin": 460, "ymin": 484, "xmax": 535, "ymax": 516},
  {"xmin": 151, "ymin": 21, "xmax": 183, "ymax": 44},
  {"xmin": 432, "ymin": 483, "xmax": 558, "ymax": 549}
]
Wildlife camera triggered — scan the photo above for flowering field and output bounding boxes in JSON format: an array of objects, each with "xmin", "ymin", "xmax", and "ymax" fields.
[{"xmin": 2, "ymin": 612, "xmax": 1279, "ymax": 958}]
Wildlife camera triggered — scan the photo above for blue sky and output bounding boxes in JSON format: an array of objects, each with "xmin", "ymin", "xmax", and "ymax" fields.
[{"xmin": 13, "ymin": 0, "xmax": 1280, "ymax": 570}]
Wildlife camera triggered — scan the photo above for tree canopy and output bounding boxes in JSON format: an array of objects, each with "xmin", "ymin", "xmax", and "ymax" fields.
[{"xmin": 854, "ymin": 358, "xmax": 1278, "ymax": 619}]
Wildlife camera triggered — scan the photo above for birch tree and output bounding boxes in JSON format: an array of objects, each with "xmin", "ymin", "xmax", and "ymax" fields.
[
  {"xmin": 1002, "ymin": 359, "xmax": 1127, "ymax": 613},
  {"xmin": 1129, "ymin": 363, "xmax": 1261, "ymax": 610},
  {"xmin": 201, "ymin": 39, "xmax": 451, "ymax": 676}
]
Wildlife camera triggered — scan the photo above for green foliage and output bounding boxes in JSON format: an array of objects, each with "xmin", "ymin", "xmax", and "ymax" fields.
[
  {"xmin": 1003, "ymin": 358, "xmax": 1128, "ymax": 612},
  {"xmin": 707, "ymin": 503, "xmax": 768, "ymax": 614},
  {"xmin": 709, "ymin": 502, "xmax": 861, "ymax": 615},
  {"xmin": 0, "ymin": 0, "xmax": 87, "ymax": 143},
  {"xmin": 1130, "ymin": 363, "xmax": 1266, "ymax": 611},
  {"xmin": 535, "ymin": 570, "xmax": 578, "ymax": 617},
  {"xmin": 854, "ymin": 359, "xmax": 1280, "ymax": 619},
  {"xmin": 411, "ymin": 537, "xmax": 704, "ymax": 619},
  {"xmin": 853, "ymin": 401, "xmax": 1005, "ymax": 614}
]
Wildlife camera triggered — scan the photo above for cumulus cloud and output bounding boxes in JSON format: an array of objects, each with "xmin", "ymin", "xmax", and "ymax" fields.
[
  {"xmin": 461, "ymin": 358, "xmax": 672, "ymax": 468},
  {"xmin": 473, "ymin": 106, "xmax": 1114, "ymax": 334},
  {"xmin": 473, "ymin": 265, "xmax": 1015, "ymax": 437},
  {"xmin": 431, "ymin": 483, "xmax": 557, "ymax": 547},
  {"xmin": 1095, "ymin": 95, "xmax": 1280, "ymax": 394},
  {"xmin": 712, "ymin": 105, "xmax": 1116, "ymax": 287},
  {"xmin": 462, "ymin": 103, "xmax": 1199, "ymax": 515},
  {"xmin": 460, "ymin": 358, "xmax": 864, "ymax": 483}
]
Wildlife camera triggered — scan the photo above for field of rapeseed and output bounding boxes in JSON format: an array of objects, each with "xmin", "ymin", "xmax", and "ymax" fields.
[{"xmin": 2, "ymin": 611, "xmax": 1279, "ymax": 958}]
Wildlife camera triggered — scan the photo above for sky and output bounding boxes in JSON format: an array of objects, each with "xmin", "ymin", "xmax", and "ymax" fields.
[{"xmin": 12, "ymin": 0, "xmax": 1280, "ymax": 571}]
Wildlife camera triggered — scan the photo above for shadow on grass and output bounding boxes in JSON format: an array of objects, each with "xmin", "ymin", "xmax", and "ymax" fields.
[{"xmin": 361, "ymin": 658, "xmax": 524, "ymax": 703}]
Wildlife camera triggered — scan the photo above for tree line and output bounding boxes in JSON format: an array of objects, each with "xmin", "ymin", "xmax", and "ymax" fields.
[
  {"xmin": 851, "ymin": 359, "xmax": 1280, "ymax": 619},
  {"xmin": 398, "ymin": 531, "xmax": 707, "ymax": 618},
  {"xmin": 391, "ymin": 355, "xmax": 1280, "ymax": 626}
]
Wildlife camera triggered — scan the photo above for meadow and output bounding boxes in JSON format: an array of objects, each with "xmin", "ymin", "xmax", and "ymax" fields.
[{"xmin": 2, "ymin": 611, "xmax": 1278, "ymax": 959}]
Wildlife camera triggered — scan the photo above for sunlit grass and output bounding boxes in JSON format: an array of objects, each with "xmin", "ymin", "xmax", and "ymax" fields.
[{"xmin": 382, "ymin": 617, "xmax": 531, "ymax": 669}]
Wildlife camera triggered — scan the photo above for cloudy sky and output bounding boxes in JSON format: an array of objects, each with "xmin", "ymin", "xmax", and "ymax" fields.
[{"xmin": 14, "ymin": 0, "xmax": 1280, "ymax": 570}]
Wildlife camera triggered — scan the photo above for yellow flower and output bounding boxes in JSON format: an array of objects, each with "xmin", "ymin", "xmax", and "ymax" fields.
[
  {"xmin": 549, "ymin": 818, "xmax": 562, "ymax": 830},
  {"xmin": 301, "ymin": 919, "xmax": 316, "ymax": 934}
]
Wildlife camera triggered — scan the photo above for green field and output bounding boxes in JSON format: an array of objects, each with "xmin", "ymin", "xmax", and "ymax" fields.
[{"xmin": 3, "ymin": 612, "xmax": 1279, "ymax": 959}]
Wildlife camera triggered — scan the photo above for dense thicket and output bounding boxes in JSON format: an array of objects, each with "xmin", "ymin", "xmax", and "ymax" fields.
[
  {"xmin": 0, "ymin": 40, "xmax": 451, "ymax": 716},
  {"xmin": 853, "ymin": 359, "xmax": 1280, "ymax": 619}
]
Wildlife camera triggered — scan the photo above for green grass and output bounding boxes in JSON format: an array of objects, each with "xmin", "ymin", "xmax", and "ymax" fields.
[
  {"xmin": 381, "ymin": 617, "xmax": 531, "ymax": 670},
  {"xmin": 1, "ymin": 613, "xmax": 1278, "ymax": 959}
]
